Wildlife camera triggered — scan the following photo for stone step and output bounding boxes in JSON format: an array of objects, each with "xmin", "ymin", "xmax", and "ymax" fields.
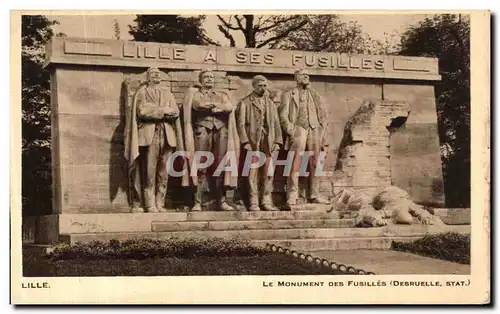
[
  {"xmin": 429, "ymin": 208, "xmax": 471, "ymax": 225},
  {"xmin": 56, "ymin": 209, "xmax": 349, "ymax": 234},
  {"xmin": 151, "ymin": 218, "xmax": 357, "ymax": 232},
  {"xmin": 253, "ymin": 236, "xmax": 426, "ymax": 251},
  {"xmin": 60, "ymin": 224, "xmax": 470, "ymax": 244}
]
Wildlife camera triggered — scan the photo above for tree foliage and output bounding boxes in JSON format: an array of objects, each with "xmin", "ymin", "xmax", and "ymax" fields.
[
  {"xmin": 363, "ymin": 31, "xmax": 401, "ymax": 55},
  {"xmin": 216, "ymin": 15, "xmax": 309, "ymax": 48},
  {"xmin": 128, "ymin": 15, "xmax": 214, "ymax": 45},
  {"xmin": 274, "ymin": 15, "xmax": 401, "ymax": 55},
  {"xmin": 276, "ymin": 15, "xmax": 370, "ymax": 53},
  {"xmin": 399, "ymin": 14, "xmax": 470, "ymax": 207},
  {"xmin": 22, "ymin": 15, "xmax": 58, "ymax": 216}
]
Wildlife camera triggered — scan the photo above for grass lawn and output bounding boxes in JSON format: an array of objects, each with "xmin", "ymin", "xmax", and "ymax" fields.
[{"xmin": 23, "ymin": 245, "xmax": 349, "ymax": 277}]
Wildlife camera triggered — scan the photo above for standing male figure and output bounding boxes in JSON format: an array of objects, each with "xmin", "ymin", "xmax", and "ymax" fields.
[
  {"xmin": 237, "ymin": 75, "xmax": 283, "ymax": 211},
  {"xmin": 125, "ymin": 67, "xmax": 186, "ymax": 213},
  {"xmin": 279, "ymin": 69, "xmax": 330, "ymax": 206},
  {"xmin": 183, "ymin": 69, "xmax": 240, "ymax": 211}
]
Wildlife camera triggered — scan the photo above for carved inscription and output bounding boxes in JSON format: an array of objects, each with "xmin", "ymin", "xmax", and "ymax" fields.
[
  {"xmin": 120, "ymin": 43, "xmax": 385, "ymax": 71},
  {"xmin": 236, "ymin": 52, "xmax": 275, "ymax": 65},
  {"xmin": 49, "ymin": 38, "xmax": 442, "ymax": 80},
  {"xmin": 291, "ymin": 54, "xmax": 384, "ymax": 70},
  {"xmin": 123, "ymin": 43, "xmax": 186, "ymax": 60}
]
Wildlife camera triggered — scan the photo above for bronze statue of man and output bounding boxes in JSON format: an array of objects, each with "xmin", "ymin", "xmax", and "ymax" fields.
[
  {"xmin": 279, "ymin": 69, "xmax": 330, "ymax": 206},
  {"xmin": 182, "ymin": 69, "xmax": 240, "ymax": 211},
  {"xmin": 124, "ymin": 67, "xmax": 186, "ymax": 213},
  {"xmin": 236, "ymin": 75, "xmax": 283, "ymax": 211}
]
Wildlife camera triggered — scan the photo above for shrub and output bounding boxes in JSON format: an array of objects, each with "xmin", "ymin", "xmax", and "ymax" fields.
[
  {"xmin": 25, "ymin": 248, "xmax": 346, "ymax": 276},
  {"xmin": 47, "ymin": 237, "xmax": 268, "ymax": 261},
  {"xmin": 391, "ymin": 232, "xmax": 470, "ymax": 264}
]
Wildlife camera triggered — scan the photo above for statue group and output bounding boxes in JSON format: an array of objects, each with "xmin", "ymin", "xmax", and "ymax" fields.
[{"xmin": 125, "ymin": 67, "xmax": 330, "ymax": 213}]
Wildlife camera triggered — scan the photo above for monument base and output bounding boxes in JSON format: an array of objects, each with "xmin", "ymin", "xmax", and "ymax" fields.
[{"xmin": 23, "ymin": 206, "xmax": 470, "ymax": 251}]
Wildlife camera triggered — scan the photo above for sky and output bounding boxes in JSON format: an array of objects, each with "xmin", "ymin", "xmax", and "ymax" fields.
[{"xmin": 46, "ymin": 13, "xmax": 430, "ymax": 47}]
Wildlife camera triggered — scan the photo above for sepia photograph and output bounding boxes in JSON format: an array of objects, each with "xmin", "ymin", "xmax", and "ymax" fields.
[{"xmin": 10, "ymin": 9, "xmax": 490, "ymax": 304}]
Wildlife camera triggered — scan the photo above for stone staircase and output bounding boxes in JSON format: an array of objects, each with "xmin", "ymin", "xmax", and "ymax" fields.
[{"xmin": 56, "ymin": 205, "xmax": 471, "ymax": 251}]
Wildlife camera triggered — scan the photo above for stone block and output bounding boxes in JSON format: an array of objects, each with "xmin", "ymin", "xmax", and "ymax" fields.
[
  {"xmin": 58, "ymin": 213, "xmax": 188, "ymax": 233},
  {"xmin": 390, "ymin": 123, "xmax": 445, "ymax": 205},
  {"xmin": 58, "ymin": 114, "xmax": 96, "ymax": 165},
  {"xmin": 52, "ymin": 210, "xmax": 350, "ymax": 235},
  {"xmin": 152, "ymin": 218, "xmax": 356, "ymax": 232},
  {"xmin": 428, "ymin": 208, "xmax": 471, "ymax": 225},
  {"xmin": 57, "ymin": 114, "xmax": 126, "ymax": 169},
  {"xmin": 60, "ymin": 223, "xmax": 469, "ymax": 244},
  {"xmin": 168, "ymin": 71, "xmax": 197, "ymax": 82},
  {"xmin": 323, "ymin": 81, "xmax": 382, "ymax": 102},
  {"xmin": 59, "ymin": 164, "xmax": 129, "ymax": 210},
  {"xmin": 62, "ymin": 222, "xmax": 469, "ymax": 246},
  {"xmin": 383, "ymin": 84, "xmax": 438, "ymax": 123},
  {"xmin": 56, "ymin": 68, "xmax": 125, "ymax": 117},
  {"xmin": 34, "ymin": 215, "xmax": 59, "ymax": 244}
]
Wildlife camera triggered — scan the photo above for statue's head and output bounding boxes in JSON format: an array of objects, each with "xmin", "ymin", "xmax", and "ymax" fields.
[
  {"xmin": 294, "ymin": 69, "xmax": 310, "ymax": 87},
  {"xmin": 252, "ymin": 75, "xmax": 268, "ymax": 97},
  {"xmin": 199, "ymin": 69, "xmax": 215, "ymax": 89},
  {"xmin": 147, "ymin": 67, "xmax": 161, "ymax": 85}
]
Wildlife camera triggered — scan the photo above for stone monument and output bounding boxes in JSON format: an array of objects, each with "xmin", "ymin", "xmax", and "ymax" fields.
[{"xmin": 30, "ymin": 37, "xmax": 449, "ymax": 244}]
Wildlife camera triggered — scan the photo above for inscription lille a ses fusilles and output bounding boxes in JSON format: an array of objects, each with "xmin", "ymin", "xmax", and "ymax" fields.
[{"xmin": 122, "ymin": 43, "xmax": 385, "ymax": 70}]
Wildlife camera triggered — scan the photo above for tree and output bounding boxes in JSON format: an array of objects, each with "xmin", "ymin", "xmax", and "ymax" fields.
[
  {"xmin": 216, "ymin": 15, "xmax": 308, "ymax": 48},
  {"xmin": 22, "ymin": 15, "xmax": 58, "ymax": 216},
  {"xmin": 399, "ymin": 14, "xmax": 470, "ymax": 207},
  {"xmin": 275, "ymin": 15, "xmax": 371, "ymax": 53},
  {"xmin": 128, "ymin": 15, "xmax": 215, "ymax": 45},
  {"xmin": 363, "ymin": 31, "xmax": 401, "ymax": 55}
]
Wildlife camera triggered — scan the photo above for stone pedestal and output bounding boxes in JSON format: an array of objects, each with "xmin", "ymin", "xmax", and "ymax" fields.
[{"xmin": 28, "ymin": 208, "xmax": 469, "ymax": 252}]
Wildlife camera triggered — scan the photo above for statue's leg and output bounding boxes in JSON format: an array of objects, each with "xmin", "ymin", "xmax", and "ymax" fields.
[
  {"xmin": 287, "ymin": 126, "xmax": 307, "ymax": 206},
  {"xmin": 155, "ymin": 132, "xmax": 172, "ymax": 213},
  {"xmin": 130, "ymin": 146, "xmax": 148, "ymax": 213},
  {"xmin": 192, "ymin": 125, "xmax": 211, "ymax": 211},
  {"xmin": 260, "ymin": 141, "xmax": 278, "ymax": 211},
  {"xmin": 247, "ymin": 160, "xmax": 260, "ymax": 211},
  {"xmin": 212, "ymin": 125, "xmax": 232, "ymax": 211},
  {"xmin": 307, "ymin": 126, "xmax": 329, "ymax": 204},
  {"xmin": 144, "ymin": 127, "xmax": 161, "ymax": 213}
]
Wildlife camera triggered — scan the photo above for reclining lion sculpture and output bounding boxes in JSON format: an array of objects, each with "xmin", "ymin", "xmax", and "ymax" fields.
[{"xmin": 327, "ymin": 186, "xmax": 444, "ymax": 227}]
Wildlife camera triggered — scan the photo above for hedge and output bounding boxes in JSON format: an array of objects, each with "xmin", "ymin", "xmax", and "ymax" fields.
[
  {"xmin": 47, "ymin": 237, "xmax": 268, "ymax": 260},
  {"xmin": 391, "ymin": 232, "xmax": 470, "ymax": 264}
]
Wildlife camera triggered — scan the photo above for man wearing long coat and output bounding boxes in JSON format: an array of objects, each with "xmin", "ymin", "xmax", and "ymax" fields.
[
  {"xmin": 124, "ymin": 67, "xmax": 189, "ymax": 213},
  {"xmin": 182, "ymin": 69, "xmax": 240, "ymax": 211},
  {"xmin": 236, "ymin": 75, "xmax": 283, "ymax": 211},
  {"xmin": 279, "ymin": 69, "xmax": 330, "ymax": 206}
]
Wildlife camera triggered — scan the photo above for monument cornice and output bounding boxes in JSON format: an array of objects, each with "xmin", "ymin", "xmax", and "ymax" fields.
[{"xmin": 44, "ymin": 37, "xmax": 441, "ymax": 81}]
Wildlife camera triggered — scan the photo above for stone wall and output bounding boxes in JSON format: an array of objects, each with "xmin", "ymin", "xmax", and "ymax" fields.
[
  {"xmin": 384, "ymin": 85, "xmax": 445, "ymax": 205},
  {"xmin": 334, "ymin": 99, "xmax": 410, "ymax": 196}
]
